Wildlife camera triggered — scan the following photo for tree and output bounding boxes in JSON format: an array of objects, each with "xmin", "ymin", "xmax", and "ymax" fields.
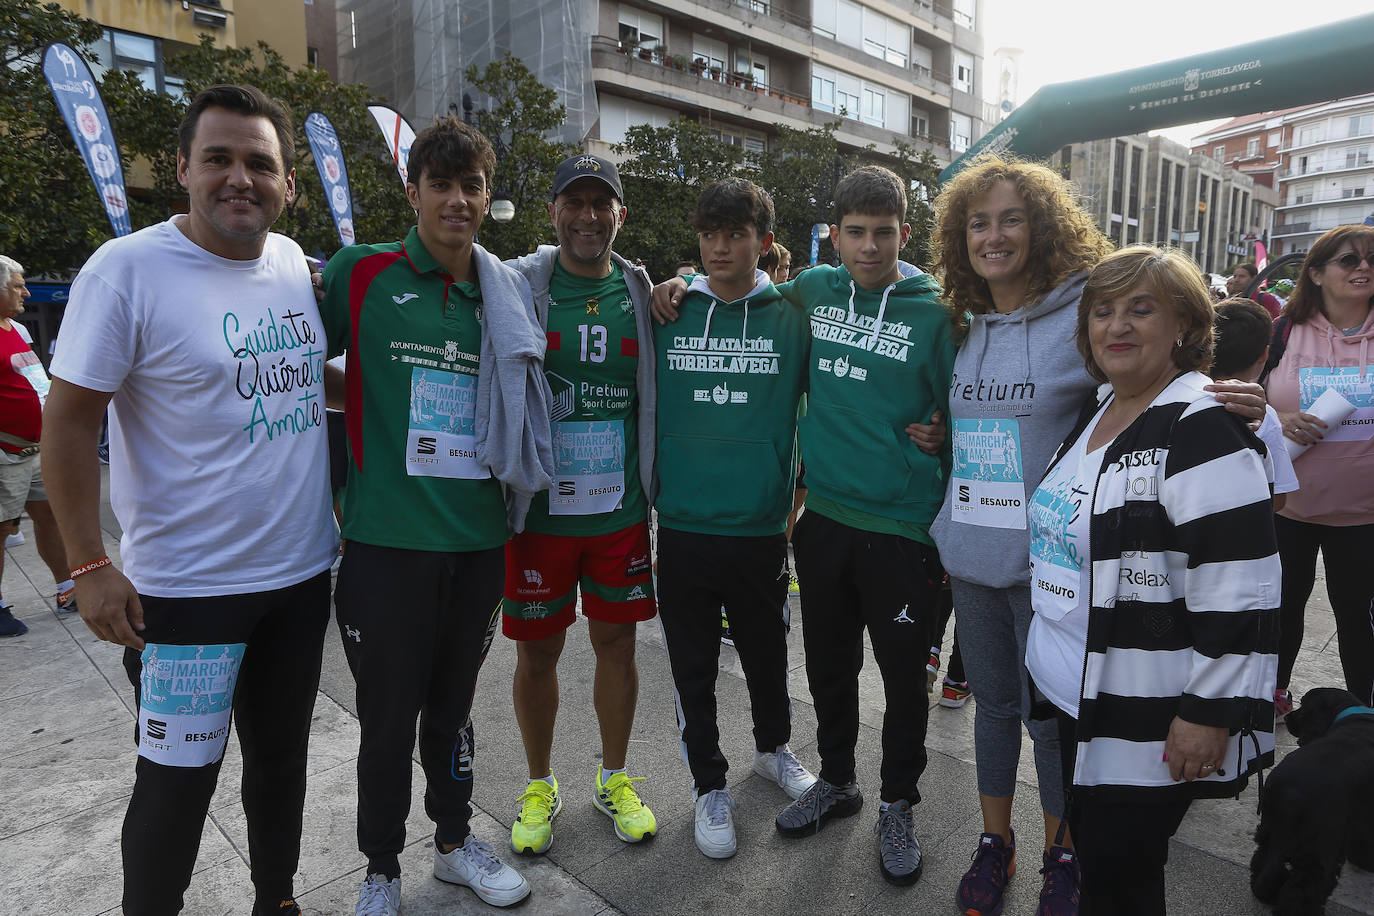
[
  {"xmin": 0, "ymin": 0, "xmax": 167, "ymax": 275},
  {"xmin": 611, "ymin": 119, "xmax": 749, "ymax": 279},
  {"xmin": 461, "ymin": 53, "xmax": 578, "ymax": 258}
]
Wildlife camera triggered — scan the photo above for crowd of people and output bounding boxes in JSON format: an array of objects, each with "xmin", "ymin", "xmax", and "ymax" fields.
[{"xmin": 7, "ymin": 81, "xmax": 1371, "ymax": 916}]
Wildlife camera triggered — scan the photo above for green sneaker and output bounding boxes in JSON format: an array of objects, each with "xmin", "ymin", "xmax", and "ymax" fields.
[
  {"xmin": 594, "ymin": 766, "xmax": 657, "ymax": 843},
  {"xmin": 511, "ymin": 777, "xmax": 560, "ymax": 855}
]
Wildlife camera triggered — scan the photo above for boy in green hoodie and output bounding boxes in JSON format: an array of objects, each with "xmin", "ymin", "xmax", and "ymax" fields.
[
  {"xmin": 654, "ymin": 178, "xmax": 818, "ymax": 861},
  {"xmin": 771, "ymin": 166, "xmax": 954, "ymax": 886}
]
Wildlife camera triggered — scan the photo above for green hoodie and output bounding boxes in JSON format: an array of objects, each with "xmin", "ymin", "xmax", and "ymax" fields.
[
  {"xmin": 654, "ymin": 272, "xmax": 809, "ymax": 536},
  {"xmin": 783, "ymin": 263, "xmax": 954, "ymax": 542}
]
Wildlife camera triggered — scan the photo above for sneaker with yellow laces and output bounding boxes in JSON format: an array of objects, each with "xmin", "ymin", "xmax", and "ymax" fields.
[
  {"xmin": 510, "ymin": 776, "xmax": 560, "ymax": 855},
  {"xmin": 593, "ymin": 765, "xmax": 657, "ymax": 843}
]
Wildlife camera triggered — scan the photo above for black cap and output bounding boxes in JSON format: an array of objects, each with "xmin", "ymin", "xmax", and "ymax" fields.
[{"xmin": 551, "ymin": 154, "xmax": 623, "ymax": 202}]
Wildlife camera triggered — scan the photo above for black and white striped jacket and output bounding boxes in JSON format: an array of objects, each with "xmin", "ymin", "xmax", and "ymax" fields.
[{"xmin": 1047, "ymin": 371, "xmax": 1280, "ymax": 802}]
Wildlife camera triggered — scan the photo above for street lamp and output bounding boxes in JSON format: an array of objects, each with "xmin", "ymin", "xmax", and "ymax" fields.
[{"xmin": 454, "ymin": 93, "xmax": 516, "ymax": 223}]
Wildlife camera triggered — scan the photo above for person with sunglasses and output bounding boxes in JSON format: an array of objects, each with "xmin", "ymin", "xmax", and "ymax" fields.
[{"xmin": 1264, "ymin": 224, "xmax": 1374, "ymax": 708}]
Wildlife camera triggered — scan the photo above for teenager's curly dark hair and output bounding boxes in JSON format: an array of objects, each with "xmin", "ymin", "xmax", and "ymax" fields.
[{"xmin": 933, "ymin": 154, "xmax": 1112, "ymax": 335}]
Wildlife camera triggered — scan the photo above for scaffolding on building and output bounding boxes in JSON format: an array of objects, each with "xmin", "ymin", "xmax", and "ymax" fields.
[{"xmin": 337, "ymin": 0, "xmax": 596, "ymax": 143}]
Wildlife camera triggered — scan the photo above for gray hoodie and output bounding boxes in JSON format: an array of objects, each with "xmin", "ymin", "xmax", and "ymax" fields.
[
  {"xmin": 472, "ymin": 243, "xmax": 556, "ymax": 532},
  {"xmin": 505, "ymin": 245, "xmax": 657, "ymax": 505},
  {"xmin": 930, "ymin": 273, "xmax": 1097, "ymax": 588}
]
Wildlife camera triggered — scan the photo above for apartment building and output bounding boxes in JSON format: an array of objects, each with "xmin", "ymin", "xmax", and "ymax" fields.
[
  {"xmin": 56, "ymin": 1, "xmax": 308, "ymax": 92},
  {"xmin": 1270, "ymin": 95, "xmax": 1374, "ymax": 256},
  {"xmin": 336, "ymin": 0, "xmax": 985, "ymax": 165},
  {"xmin": 1053, "ymin": 133, "xmax": 1276, "ymax": 276}
]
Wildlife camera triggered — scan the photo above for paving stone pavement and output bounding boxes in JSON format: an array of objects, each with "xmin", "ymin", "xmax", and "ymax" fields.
[{"xmin": 2, "ymin": 471, "xmax": 1371, "ymax": 914}]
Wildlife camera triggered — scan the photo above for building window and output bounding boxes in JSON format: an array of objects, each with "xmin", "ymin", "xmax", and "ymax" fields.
[
  {"xmin": 736, "ymin": 51, "xmax": 769, "ymax": 89},
  {"xmin": 1246, "ymin": 137, "xmax": 1259, "ymax": 157},
  {"xmin": 911, "ymin": 108, "xmax": 930, "ymax": 139},
  {"xmin": 862, "ymin": 87, "xmax": 885, "ymax": 127},
  {"xmin": 950, "ymin": 112, "xmax": 972, "ymax": 152},
  {"xmin": 692, "ymin": 35, "xmax": 727, "ymax": 74},
  {"xmin": 1268, "ymin": 130, "xmax": 1281, "ymax": 147},
  {"xmin": 1214, "ymin": 145, "xmax": 1226, "ymax": 160},
  {"xmin": 618, "ymin": 6, "xmax": 663, "ymax": 51},
  {"xmin": 710, "ymin": 127, "xmax": 767, "ymax": 152},
  {"xmin": 952, "ymin": 0, "xmax": 976, "ymax": 28},
  {"xmin": 1351, "ymin": 114, "xmax": 1374, "ymax": 137},
  {"xmin": 307, "ymin": 46, "xmax": 319, "ymax": 68},
  {"xmin": 1298, "ymin": 124, "xmax": 1324, "ymax": 146},
  {"xmin": 953, "ymin": 50, "xmax": 974, "ymax": 95},
  {"xmin": 88, "ymin": 28, "xmax": 180, "ymax": 96},
  {"xmin": 812, "ymin": 69, "xmax": 837, "ymax": 113}
]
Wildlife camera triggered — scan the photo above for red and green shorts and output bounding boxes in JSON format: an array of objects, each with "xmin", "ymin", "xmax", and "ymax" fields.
[{"xmin": 502, "ymin": 520, "xmax": 657, "ymax": 641}]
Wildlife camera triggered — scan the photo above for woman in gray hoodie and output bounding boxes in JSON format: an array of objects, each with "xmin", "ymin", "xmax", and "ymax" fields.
[{"xmin": 922, "ymin": 155, "xmax": 1267, "ymax": 916}]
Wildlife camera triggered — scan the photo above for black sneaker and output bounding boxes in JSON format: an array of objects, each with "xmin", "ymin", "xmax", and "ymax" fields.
[
  {"xmin": 775, "ymin": 778, "xmax": 863, "ymax": 836},
  {"xmin": 252, "ymin": 899, "xmax": 302, "ymax": 916},
  {"xmin": 875, "ymin": 799, "xmax": 922, "ymax": 885},
  {"xmin": 0, "ymin": 606, "xmax": 27, "ymax": 637}
]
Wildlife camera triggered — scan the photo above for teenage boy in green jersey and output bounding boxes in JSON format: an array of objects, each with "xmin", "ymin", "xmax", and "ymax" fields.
[
  {"xmin": 499, "ymin": 154, "xmax": 659, "ymax": 855},
  {"xmin": 652, "ymin": 166, "xmax": 953, "ymax": 884},
  {"xmin": 655, "ymin": 178, "xmax": 818, "ymax": 861},
  {"xmin": 772, "ymin": 166, "xmax": 952, "ymax": 887},
  {"xmin": 320, "ymin": 116, "xmax": 553, "ymax": 914}
]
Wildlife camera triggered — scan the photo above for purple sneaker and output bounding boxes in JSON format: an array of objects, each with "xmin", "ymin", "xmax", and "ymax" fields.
[
  {"xmin": 956, "ymin": 829, "xmax": 1016, "ymax": 916},
  {"xmin": 1035, "ymin": 845, "xmax": 1081, "ymax": 916}
]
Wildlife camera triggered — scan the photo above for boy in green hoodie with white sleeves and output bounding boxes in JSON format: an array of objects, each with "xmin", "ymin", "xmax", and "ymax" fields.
[
  {"xmin": 772, "ymin": 165, "xmax": 954, "ymax": 887},
  {"xmin": 654, "ymin": 178, "xmax": 818, "ymax": 862},
  {"xmin": 651, "ymin": 165, "xmax": 953, "ymax": 884}
]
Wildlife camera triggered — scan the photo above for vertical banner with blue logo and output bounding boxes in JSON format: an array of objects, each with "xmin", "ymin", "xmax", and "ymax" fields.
[
  {"xmin": 42, "ymin": 43, "xmax": 132, "ymax": 238},
  {"xmin": 367, "ymin": 104, "xmax": 416, "ymax": 189},
  {"xmin": 304, "ymin": 111, "xmax": 356, "ymax": 247}
]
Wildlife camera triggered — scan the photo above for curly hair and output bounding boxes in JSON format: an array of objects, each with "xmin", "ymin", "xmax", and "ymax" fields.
[
  {"xmin": 933, "ymin": 154, "xmax": 1112, "ymax": 335},
  {"xmin": 1283, "ymin": 224, "xmax": 1374, "ymax": 326}
]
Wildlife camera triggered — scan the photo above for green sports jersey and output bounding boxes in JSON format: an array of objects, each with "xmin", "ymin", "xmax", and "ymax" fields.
[
  {"xmin": 524, "ymin": 260, "xmax": 645, "ymax": 536},
  {"xmin": 321, "ymin": 227, "xmax": 507, "ymax": 552}
]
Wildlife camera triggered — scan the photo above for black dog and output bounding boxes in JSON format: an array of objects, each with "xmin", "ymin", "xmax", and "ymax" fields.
[{"xmin": 1251, "ymin": 687, "xmax": 1374, "ymax": 915}]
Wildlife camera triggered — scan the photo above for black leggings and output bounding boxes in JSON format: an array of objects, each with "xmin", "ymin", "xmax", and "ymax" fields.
[
  {"xmin": 121, "ymin": 571, "xmax": 331, "ymax": 916},
  {"xmin": 1057, "ymin": 712, "xmax": 1191, "ymax": 916},
  {"xmin": 1274, "ymin": 516, "xmax": 1374, "ymax": 704}
]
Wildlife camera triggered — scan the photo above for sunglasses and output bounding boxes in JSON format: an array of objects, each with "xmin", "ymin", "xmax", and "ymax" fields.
[{"xmin": 1327, "ymin": 252, "xmax": 1374, "ymax": 270}]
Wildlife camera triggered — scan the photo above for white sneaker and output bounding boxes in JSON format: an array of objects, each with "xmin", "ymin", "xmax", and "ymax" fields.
[
  {"xmin": 694, "ymin": 787, "xmax": 737, "ymax": 858},
  {"xmin": 355, "ymin": 873, "xmax": 401, "ymax": 916},
  {"xmin": 754, "ymin": 744, "xmax": 818, "ymax": 800},
  {"xmin": 434, "ymin": 834, "xmax": 531, "ymax": 907},
  {"xmin": 5, "ymin": 532, "xmax": 23, "ymax": 548}
]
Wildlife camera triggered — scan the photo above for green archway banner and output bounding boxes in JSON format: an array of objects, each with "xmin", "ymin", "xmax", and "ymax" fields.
[{"xmin": 941, "ymin": 11, "xmax": 1374, "ymax": 183}]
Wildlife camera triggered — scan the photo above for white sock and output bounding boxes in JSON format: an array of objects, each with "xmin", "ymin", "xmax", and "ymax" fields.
[
  {"xmin": 879, "ymin": 800, "xmax": 893, "ymax": 812},
  {"xmin": 528, "ymin": 775, "xmax": 553, "ymax": 786},
  {"xmin": 56, "ymin": 578, "xmax": 74, "ymax": 593},
  {"xmin": 600, "ymin": 766, "xmax": 626, "ymax": 779}
]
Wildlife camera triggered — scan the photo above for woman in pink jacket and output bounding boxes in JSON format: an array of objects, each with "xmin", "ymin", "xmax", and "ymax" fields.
[{"xmin": 1265, "ymin": 224, "xmax": 1374, "ymax": 709}]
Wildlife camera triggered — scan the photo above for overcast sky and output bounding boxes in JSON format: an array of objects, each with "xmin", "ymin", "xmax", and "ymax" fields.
[{"xmin": 979, "ymin": 0, "xmax": 1357, "ymax": 146}]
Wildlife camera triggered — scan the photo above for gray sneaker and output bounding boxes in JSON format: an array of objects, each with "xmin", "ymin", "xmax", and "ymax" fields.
[
  {"xmin": 775, "ymin": 778, "xmax": 863, "ymax": 837},
  {"xmin": 875, "ymin": 799, "xmax": 922, "ymax": 885},
  {"xmin": 355, "ymin": 873, "xmax": 401, "ymax": 916}
]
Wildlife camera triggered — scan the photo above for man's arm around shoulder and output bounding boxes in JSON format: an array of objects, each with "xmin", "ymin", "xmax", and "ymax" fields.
[{"xmin": 43, "ymin": 379, "xmax": 146, "ymax": 649}]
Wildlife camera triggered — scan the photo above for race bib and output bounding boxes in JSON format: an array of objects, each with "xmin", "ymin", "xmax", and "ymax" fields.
[
  {"xmin": 1028, "ymin": 472, "xmax": 1089, "ymax": 621},
  {"xmin": 949, "ymin": 418, "xmax": 1027, "ymax": 529},
  {"xmin": 406, "ymin": 367, "xmax": 486, "ymax": 478},
  {"xmin": 136, "ymin": 643, "xmax": 245, "ymax": 767},
  {"xmin": 549, "ymin": 420, "xmax": 626, "ymax": 515},
  {"xmin": 1298, "ymin": 366, "xmax": 1374, "ymax": 442},
  {"xmin": 11, "ymin": 350, "xmax": 49, "ymax": 405}
]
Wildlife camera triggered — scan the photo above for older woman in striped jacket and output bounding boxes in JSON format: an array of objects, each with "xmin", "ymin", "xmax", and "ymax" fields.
[{"xmin": 1024, "ymin": 246, "xmax": 1280, "ymax": 915}]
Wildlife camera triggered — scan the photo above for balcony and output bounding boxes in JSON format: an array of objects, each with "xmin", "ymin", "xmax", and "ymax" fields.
[
  {"xmin": 1271, "ymin": 222, "xmax": 1315, "ymax": 238},
  {"xmin": 1278, "ymin": 188, "xmax": 1368, "ymax": 209},
  {"xmin": 589, "ymin": 37, "xmax": 949, "ymax": 156}
]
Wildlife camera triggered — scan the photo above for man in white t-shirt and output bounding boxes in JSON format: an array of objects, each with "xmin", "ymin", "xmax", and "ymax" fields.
[{"xmin": 43, "ymin": 85, "xmax": 338, "ymax": 916}]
